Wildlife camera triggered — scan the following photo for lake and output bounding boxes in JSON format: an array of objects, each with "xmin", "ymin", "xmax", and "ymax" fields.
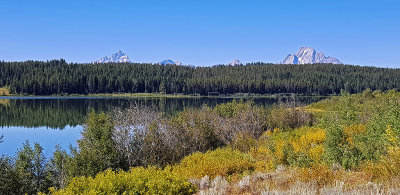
[{"xmin": 0, "ymin": 96, "xmax": 325, "ymax": 157}]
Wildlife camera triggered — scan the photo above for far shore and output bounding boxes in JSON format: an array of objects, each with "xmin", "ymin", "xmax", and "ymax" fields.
[{"xmin": 0, "ymin": 92, "xmax": 333, "ymax": 99}]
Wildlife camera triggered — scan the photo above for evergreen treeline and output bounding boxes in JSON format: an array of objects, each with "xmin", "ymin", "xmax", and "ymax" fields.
[{"xmin": 1, "ymin": 59, "xmax": 399, "ymax": 95}]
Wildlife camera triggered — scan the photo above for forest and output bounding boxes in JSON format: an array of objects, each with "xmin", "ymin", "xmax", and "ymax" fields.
[
  {"xmin": 1, "ymin": 89, "xmax": 400, "ymax": 194},
  {"xmin": 1, "ymin": 59, "xmax": 400, "ymax": 95}
]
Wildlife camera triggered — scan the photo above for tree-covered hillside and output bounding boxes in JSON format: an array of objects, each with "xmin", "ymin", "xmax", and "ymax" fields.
[{"xmin": 1, "ymin": 59, "xmax": 399, "ymax": 95}]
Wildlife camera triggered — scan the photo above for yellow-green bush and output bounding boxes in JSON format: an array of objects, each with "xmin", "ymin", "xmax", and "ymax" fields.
[
  {"xmin": 267, "ymin": 126, "xmax": 326, "ymax": 166},
  {"xmin": 173, "ymin": 147, "xmax": 255, "ymax": 179},
  {"xmin": 385, "ymin": 125, "xmax": 399, "ymax": 147},
  {"xmin": 362, "ymin": 146, "xmax": 400, "ymax": 182},
  {"xmin": 297, "ymin": 130, "xmax": 325, "ymax": 165},
  {"xmin": 50, "ymin": 167, "xmax": 197, "ymax": 195},
  {"xmin": 250, "ymin": 146, "xmax": 275, "ymax": 172},
  {"xmin": 343, "ymin": 124, "xmax": 366, "ymax": 149}
]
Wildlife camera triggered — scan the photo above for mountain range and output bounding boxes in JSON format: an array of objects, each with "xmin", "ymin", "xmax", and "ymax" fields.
[
  {"xmin": 94, "ymin": 47, "xmax": 342, "ymax": 65},
  {"xmin": 282, "ymin": 47, "xmax": 342, "ymax": 64}
]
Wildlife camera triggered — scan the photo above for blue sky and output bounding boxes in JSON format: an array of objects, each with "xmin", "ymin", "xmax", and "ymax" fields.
[{"xmin": 0, "ymin": 0, "xmax": 399, "ymax": 67}]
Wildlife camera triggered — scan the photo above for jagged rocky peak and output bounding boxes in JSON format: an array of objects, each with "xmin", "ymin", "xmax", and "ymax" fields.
[
  {"xmin": 282, "ymin": 47, "xmax": 342, "ymax": 64},
  {"xmin": 283, "ymin": 55, "xmax": 299, "ymax": 64},
  {"xmin": 228, "ymin": 59, "xmax": 242, "ymax": 66},
  {"xmin": 159, "ymin": 59, "xmax": 182, "ymax": 65},
  {"xmin": 95, "ymin": 50, "xmax": 131, "ymax": 63}
]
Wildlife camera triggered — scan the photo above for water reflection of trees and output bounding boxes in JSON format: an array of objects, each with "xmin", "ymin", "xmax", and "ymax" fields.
[{"xmin": 0, "ymin": 97, "xmax": 325, "ymax": 129}]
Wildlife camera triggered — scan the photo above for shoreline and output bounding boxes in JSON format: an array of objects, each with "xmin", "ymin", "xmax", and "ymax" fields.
[{"xmin": 0, "ymin": 93, "xmax": 333, "ymax": 99}]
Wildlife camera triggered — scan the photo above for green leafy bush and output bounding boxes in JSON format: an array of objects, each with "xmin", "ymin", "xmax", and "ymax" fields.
[
  {"xmin": 319, "ymin": 90, "xmax": 400, "ymax": 168},
  {"xmin": 67, "ymin": 111, "xmax": 122, "ymax": 177}
]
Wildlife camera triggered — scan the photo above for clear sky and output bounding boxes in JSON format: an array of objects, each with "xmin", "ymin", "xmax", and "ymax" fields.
[{"xmin": 0, "ymin": 0, "xmax": 399, "ymax": 67}]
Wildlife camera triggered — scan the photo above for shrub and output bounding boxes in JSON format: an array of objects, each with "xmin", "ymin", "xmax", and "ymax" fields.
[
  {"xmin": 213, "ymin": 100, "xmax": 268, "ymax": 145},
  {"xmin": 47, "ymin": 145, "xmax": 69, "ymax": 189},
  {"xmin": 250, "ymin": 147, "xmax": 275, "ymax": 172},
  {"xmin": 323, "ymin": 123, "xmax": 365, "ymax": 169},
  {"xmin": 362, "ymin": 125, "xmax": 400, "ymax": 182},
  {"xmin": 343, "ymin": 124, "xmax": 366, "ymax": 149},
  {"xmin": 316, "ymin": 90, "xmax": 400, "ymax": 165},
  {"xmin": 362, "ymin": 146, "xmax": 400, "ymax": 182},
  {"xmin": 167, "ymin": 106, "xmax": 224, "ymax": 158},
  {"xmin": 112, "ymin": 105, "xmax": 172, "ymax": 167},
  {"xmin": 266, "ymin": 103, "xmax": 314, "ymax": 131},
  {"xmin": 267, "ymin": 127, "xmax": 326, "ymax": 167},
  {"xmin": 174, "ymin": 147, "xmax": 255, "ymax": 179},
  {"xmin": 230, "ymin": 133, "xmax": 258, "ymax": 152},
  {"xmin": 109, "ymin": 101, "xmax": 269, "ymax": 169},
  {"xmin": 50, "ymin": 167, "xmax": 197, "ymax": 194},
  {"xmin": 67, "ymin": 111, "xmax": 121, "ymax": 177},
  {"xmin": 213, "ymin": 99, "xmax": 248, "ymax": 118},
  {"xmin": 362, "ymin": 94, "xmax": 400, "ymax": 160}
]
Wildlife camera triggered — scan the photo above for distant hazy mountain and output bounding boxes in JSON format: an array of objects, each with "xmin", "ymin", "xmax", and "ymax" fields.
[
  {"xmin": 282, "ymin": 47, "xmax": 342, "ymax": 64},
  {"xmin": 159, "ymin": 59, "xmax": 182, "ymax": 65},
  {"xmin": 95, "ymin": 50, "xmax": 131, "ymax": 63},
  {"xmin": 228, "ymin": 59, "xmax": 242, "ymax": 66}
]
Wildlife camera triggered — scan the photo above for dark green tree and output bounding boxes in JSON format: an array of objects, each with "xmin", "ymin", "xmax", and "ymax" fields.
[
  {"xmin": 67, "ymin": 111, "xmax": 120, "ymax": 177},
  {"xmin": 14, "ymin": 141, "xmax": 51, "ymax": 194}
]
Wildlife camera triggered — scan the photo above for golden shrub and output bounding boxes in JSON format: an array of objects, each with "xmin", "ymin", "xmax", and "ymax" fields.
[
  {"xmin": 344, "ymin": 124, "xmax": 366, "ymax": 137},
  {"xmin": 254, "ymin": 160, "xmax": 274, "ymax": 173},
  {"xmin": 50, "ymin": 167, "xmax": 197, "ymax": 195},
  {"xmin": 250, "ymin": 146, "xmax": 275, "ymax": 172},
  {"xmin": 173, "ymin": 147, "xmax": 255, "ymax": 179},
  {"xmin": 296, "ymin": 164, "xmax": 342, "ymax": 187},
  {"xmin": 274, "ymin": 140, "xmax": 287, "ymax": 164},
  {"xmin": 309, "ymin": 145, "xmax": 324, "ymax": 162},
  {"xmin": 291, "ymin": 128, "xmax": 326, "ymax": 153},
  {"xmin": 271, "ymin": 127, "xmax": 326, "ymax": 165}
]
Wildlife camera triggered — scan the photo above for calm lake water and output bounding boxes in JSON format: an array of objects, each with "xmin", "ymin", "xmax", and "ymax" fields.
[{"xmin": 0, "ymin": 96, "xmax": 325, "ymax": 156}]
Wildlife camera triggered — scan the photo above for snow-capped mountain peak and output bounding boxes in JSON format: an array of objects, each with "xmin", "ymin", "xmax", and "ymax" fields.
[
  {"xmin": 95, "ymin": 51, "xmax": 131, "ymax": 63},
  {"xmin": 159, "ymin": 59, "xmax": 182, "ymax": 65},
  {"xmin": 282, "ymin": 47, "xmax": 342, "ymax": 64},
  {"xmin": 228, "ymin": 59, "xmax": 242, "ymax": 66}
]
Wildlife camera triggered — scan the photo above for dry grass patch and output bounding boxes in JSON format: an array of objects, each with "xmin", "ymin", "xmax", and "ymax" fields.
[{"xmin": 0, "ymin": 87, "xmax": 10, "ymax": 96}]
